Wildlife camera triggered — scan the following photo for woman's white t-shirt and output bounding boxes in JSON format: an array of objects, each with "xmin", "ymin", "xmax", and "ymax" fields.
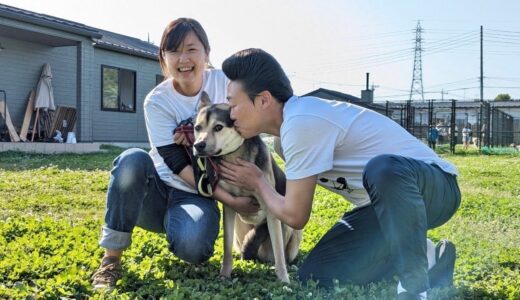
[{"xmin": 144, "ymin": 69, "xmax": 229, "ymax": 193}]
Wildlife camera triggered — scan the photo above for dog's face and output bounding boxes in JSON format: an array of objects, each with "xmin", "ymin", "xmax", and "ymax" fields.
[{"xmin": 193, "ymin": 92, "xmax": 244, "ymax": 157}]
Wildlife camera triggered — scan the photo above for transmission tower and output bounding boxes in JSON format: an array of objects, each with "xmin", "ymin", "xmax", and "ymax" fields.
[{"xmin": 409, "ymin": 21, "xmax": 425, "ymax": 101}]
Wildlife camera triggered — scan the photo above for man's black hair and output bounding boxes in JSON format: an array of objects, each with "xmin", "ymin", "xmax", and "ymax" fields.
[{"xmin": 222, "ymin": 48, "xmax": 293, "ymax": 103}]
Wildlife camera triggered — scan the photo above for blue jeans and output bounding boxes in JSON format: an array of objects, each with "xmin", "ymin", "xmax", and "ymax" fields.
[
  {"xmin": 298, "ymin": 154, "xmax": 461, "ymax": 293},
  {"xmin": 99, "ymin": 148, "xmax": 220, "ymax": 264}
]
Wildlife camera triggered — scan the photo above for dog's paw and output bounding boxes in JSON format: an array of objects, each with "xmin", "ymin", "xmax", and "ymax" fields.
[
  {"xmin": 276, "ymin": 272, "xmax": 290, "ymax": 283},
  {"xmin": 219, "ymin": 266, "xmax": 232, "ymax": 279},
  {"xmin": 279, "ymin": 276, "xmax": 290, "ymax": 283}
]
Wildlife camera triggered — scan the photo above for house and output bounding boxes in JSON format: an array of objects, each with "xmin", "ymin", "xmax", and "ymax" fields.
[
  {"xmin": 0, "ymin": 3, "xmax": 162, "ymax": 143},
  {"xmin": 302, "ymin": 88, "xmax": 387, "ymax": 115}
]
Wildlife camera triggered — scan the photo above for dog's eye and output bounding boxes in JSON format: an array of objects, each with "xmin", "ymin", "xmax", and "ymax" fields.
[
  {"xmin": 194, "ymin": 125, "xmax": 202, "ymax": 132},
  {"xmin": 214, "ymin": 125, "xmax": 223, "ymax": 132}
]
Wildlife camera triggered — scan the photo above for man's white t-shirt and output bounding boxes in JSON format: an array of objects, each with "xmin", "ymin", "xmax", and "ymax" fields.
[
  {"xmin": 281, "ymin": 95, "xmax": 458, "ymax": 207},
  {"xmin": 144, "ymin": 69, "xmax": 229, "ymax": 193}
]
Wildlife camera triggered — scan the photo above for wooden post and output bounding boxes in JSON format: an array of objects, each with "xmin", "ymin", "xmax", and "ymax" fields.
[
  {"xmin": 19, "ymin": 90, "xmax": 35, "ymax": 142},
  {"xmin": 0, "ymin": 100, "xmax": 21, "ymax": 142},
  {"xmin": 31, "ymin": 108, "xmax": 40, "ymax": 142}
]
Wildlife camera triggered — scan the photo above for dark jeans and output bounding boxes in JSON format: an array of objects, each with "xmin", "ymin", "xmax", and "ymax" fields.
[
  {"xmin": 99, "ymin": 148, "xmax": 220, "ymax": 264},
  {"xmin": 298, "ymin": 154, "xmax": 461, "ymax": 294}
]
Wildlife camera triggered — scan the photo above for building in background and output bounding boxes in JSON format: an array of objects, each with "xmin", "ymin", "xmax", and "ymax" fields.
[{"xmin": 0, "ymin": 3, "xmax": 161, "ymax": 143}]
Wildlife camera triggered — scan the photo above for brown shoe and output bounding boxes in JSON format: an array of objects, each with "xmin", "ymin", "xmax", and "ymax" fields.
[{"xmin": 91, "ymin": 256, "xmax": 122, "ymax": 290}]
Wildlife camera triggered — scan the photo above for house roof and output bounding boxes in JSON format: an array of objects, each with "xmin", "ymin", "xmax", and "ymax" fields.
[
  {"xmin": 0, "ymin": 3, "xmax": 159, "ymax": 60},
  {"xmin": 303, "ymin": 88, "xmax": 363, "ymax": 102},
  {"xmin": 93, "ymin": 30, "xmax": 159, "ymax": 60},
  {"xmin": 303, "ymin": 88, "xmax": 386, "ymax": 112}
]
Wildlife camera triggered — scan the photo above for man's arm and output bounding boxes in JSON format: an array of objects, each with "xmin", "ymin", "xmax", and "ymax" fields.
[
  {"xmin": 220, "ymin": 159, "xmax": 317, "ymax": 229},
  {"xmin": 178, "ymin": 164, "xmax": 259, "ymax": 215},
  {"xmin": 256, "ymin": 175, "xmax": 317, "ymax": 229}
]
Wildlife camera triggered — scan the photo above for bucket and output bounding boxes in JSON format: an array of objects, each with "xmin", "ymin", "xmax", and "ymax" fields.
[{"xmin": 66, "ymin": 132, "xmax": 77, "ymax": 144}]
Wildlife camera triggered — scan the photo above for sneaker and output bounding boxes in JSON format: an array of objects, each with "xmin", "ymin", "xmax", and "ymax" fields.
[
  {"xmin": 428, "ymin": 239, "xmax": 456, "ymax": 289},
  {"xmin": 397, "ymin": 291, "xmax": 427, "ymax": 300},
  {"xmin": 91, "ymin": 256, "xmax": 123, "ymax": 290},
  {"xmin": 397, "ymin": 281, "xmax": 428, "ymax": 300}
]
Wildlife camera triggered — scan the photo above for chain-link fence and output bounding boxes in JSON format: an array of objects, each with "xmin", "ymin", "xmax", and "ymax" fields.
[{"xmin": 383, "ymin": 99, "xmax": 520, "ymax": 153}]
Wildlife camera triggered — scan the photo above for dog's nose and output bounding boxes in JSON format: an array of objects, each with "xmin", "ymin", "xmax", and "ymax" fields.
[{"xmin": 194, "ymin": 141, "xmax": 206, "ymax": 152}]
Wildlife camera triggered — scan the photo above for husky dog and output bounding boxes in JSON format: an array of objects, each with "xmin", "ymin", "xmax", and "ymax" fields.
[{"xmin": 192, "ymin": 92, "xmax": 302, "ymax": 283}]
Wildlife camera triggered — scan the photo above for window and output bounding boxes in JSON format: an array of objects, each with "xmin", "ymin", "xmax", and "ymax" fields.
[{"xmin": 101, "ymin": 66, "xmax": 136, "ymax": 113}]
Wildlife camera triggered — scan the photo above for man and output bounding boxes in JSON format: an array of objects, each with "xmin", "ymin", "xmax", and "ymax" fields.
[
  {"xmin": 462, "ymin": 124, "xmax": 472, "ymax": 150},
  {"xmin": 219, "ymin": 49, "xmax": 461, "ymax": 299},
  {"xmin": 428, "ymin": 125, "xmax": 439, "ymax": 150}
]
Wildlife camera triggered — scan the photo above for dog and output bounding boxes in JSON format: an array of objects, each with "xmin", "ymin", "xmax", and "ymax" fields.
[{"xmin": 192, "ymin": 92, "xmax": 302, "ymax": 283}]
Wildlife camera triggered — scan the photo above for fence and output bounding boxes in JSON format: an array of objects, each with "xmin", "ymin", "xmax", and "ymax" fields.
[{"xmin": 383, "ymin": 99, "xmax": 520, "ymax": 153}]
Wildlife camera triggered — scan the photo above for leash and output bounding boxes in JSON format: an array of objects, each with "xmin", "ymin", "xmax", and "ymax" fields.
[
  {"xmin": 175, "ymin": 119, "xmax": 220, "ymax": 197},
  {"xmin": 195, "ymin": 155, "xmax": 221, "ymax": 198},
  {"xmin": 175, "ymin": 119, "xmax": 196, "ymax": 160}
]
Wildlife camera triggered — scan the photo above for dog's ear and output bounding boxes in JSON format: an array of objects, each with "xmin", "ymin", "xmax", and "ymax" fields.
[{"xmin": 198, "ymin": 91, "xmax": 211, "ymax": 112}]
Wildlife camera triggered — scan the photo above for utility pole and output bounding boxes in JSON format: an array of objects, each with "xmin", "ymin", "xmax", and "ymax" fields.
[
  {"xmin": 409, "ymin": 21, "xmax": 425, "ymax": 101},
  {"xmin": 480, "ymin": 25, "xmax": 484, "ymax": 101}
]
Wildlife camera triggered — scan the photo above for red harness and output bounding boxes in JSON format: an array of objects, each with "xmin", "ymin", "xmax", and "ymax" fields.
[{"xmin": 175, "ymin": 123, "xmax": 195, "ymax": 158}]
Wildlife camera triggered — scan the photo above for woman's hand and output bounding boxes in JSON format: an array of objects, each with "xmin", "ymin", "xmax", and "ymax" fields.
[
  {"xmin": 173, "ymin": 130, "xmax": 194, "ymax": 146},
  {"xmin": 220, "ymin": 158, "xmax": 265, "ymax": 192}
]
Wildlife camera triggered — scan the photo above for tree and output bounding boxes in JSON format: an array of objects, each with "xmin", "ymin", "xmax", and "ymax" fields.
[{"xmin": 495, "ymin": 93, "xmax": 511, "ymax": 101}]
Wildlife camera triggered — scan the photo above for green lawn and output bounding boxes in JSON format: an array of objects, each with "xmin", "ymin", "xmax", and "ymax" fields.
[{"xmin": 0, "ymin": 146, "xmax": 519, "ymax": 299}]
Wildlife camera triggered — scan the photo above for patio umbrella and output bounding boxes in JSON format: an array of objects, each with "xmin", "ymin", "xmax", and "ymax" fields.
[
  {"xmin": 34, "ymin": 63, "xmax": 55, "ymax": 111},
  {"xmin": 31, "ymin": 63, "xmax": 56, "ymax": 141}
]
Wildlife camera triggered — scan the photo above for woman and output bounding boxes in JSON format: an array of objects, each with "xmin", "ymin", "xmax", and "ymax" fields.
[
  {"xmin": 462, "ymin": 123, "xmax": 472, "ymax": 150},
  {"xmin": 91, "ymin": 18, "xmax": 257, "ymax": 289}
]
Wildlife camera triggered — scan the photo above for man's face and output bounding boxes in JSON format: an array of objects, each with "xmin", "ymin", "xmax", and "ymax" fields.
[{"xmin": 226, "ymin": 81, "xmax": 260, "ymax": 139}]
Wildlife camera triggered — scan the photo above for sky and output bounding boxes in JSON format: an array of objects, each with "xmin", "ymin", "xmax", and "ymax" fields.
[{"xmin": 2, "ymin": 0, "xmax": 520, "ymax": 101}]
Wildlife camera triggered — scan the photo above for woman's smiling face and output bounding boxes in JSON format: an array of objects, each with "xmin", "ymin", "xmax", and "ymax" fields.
[{"xmin": 163, "ymin": 31, "xmax": 208, "ymax": 96}]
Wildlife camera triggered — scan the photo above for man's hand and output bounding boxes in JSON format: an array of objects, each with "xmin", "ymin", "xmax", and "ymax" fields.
[
  {"xmin": 220, "ymin": 158, "xmax": 265, "ymax": 192},
  {"xmin": 212, "ymin": 185, "xmax": 260, "ymax": 216}
]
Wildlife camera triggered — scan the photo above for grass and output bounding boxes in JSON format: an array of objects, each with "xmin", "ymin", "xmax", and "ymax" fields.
[{"xmin": 0, "ymin": 145, "xmax": 519, "ymax": 299}]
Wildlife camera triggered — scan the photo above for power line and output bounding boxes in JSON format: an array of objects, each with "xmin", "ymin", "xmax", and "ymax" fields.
[
  {"xmin": 484, "ymin": 38, "xmax": 520, "ymax": 45},
  {"xmin": 487, "ymin": 28, "xmax": 520, "ymax": 35},
  {"xmin": 487, "ymin": 76, "xmax": 520, "ymax": 81},
  {"xmin": 293, "ymin": 25, "xmax": 520, "ymax": 95},
  {"xmin": 346, "ymin": 39, "xmax": 413, "ymax": 51},
  {"xmin": 295, "ymin": 46, "xmax": 414, "ymax": 73},
  {"xmin": 485, "ymin": 33, "xmax": 520, "ymax": 40},
  {"xmin": 346, "ymin": 30, "xmax": 413, "ymax": 41},
  {"xmin": 423, "ymin": 40, "xmax": 479, "ymax": 57},
  {"xmin": 377, "ymin": 86, "xmax": 410, "ymax": 92},
  {"xmin": 484, "ymin": 86, "xmax": 520, "ymax": 89},
  {"xmin": 295, "ymin": 29, "xmax": 478, "ymax": 75},
  {"xmin": 425, "ymin": 77, "xmax": 479, "ymax": 89},
  {"xmin": 425, "ymin": 30, "xmax": 479, "ymax": 45},
  {"xmin": 291, "ymin": 75, "xmax": 365, "ymax": 87},
  {"xmin": 424, "ymin": 33, "xmax": 480, "ymax": 51},
  {"xmin": 298, "ymin": 31, "xmax": 479, "ymax": 75}
]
